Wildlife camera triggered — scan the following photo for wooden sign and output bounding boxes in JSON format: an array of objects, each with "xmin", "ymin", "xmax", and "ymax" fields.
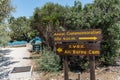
[
  {"xmin": 54, "ymin": 29, "xmax": 102, "ymax": 42},
  {"xmin": 54, "ymin": 29, "xmax": 102, "ymax": 80},
  {"xmin": 56, "ymin": 43, "xmax": 100, "ymax": 55}
]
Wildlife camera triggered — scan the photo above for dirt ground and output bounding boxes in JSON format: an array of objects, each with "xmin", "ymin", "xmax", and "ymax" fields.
[
  {"xmin": 36, "ymin": 66, "xmax": 120, "ymax": 80},
  {"xmin": 0, "ymin": 47, "xmax": 40, "ymax": 79},
  {"xmin": 4, "ymin": 47, "xmax": 32, "ymax": 67},
  {"xmin": 1, "ymin": 47, "xmax": 119, "ymax": 80},
  {"xmin": 31, "ymin": 52, "xmax": 120, "ymax": 80},
  {"xmin": 31, "ymin": 53, "xmax": 120, "ymax": 80}
]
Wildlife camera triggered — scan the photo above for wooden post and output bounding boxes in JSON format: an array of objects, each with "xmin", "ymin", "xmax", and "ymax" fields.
[
  {"xmin": 78, "ymin": 72, "xmax": 81, "ymax": 80},
  {"xmin": 89, "ymin": 56, "xmax": 96, "ymax": 80},
  {"xmin": 63, "ymin": 56, "xmax": 69, "ymax": 80}
]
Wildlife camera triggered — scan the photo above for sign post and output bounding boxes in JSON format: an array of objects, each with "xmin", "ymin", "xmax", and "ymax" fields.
[
  {"xmin": 63, "ymin": 56, "xmax": 69, "ymax": 80},
  {"xmin": 89, "ymin": 56, "xmax": 95, "ymax": 80},
  {"xmin": 54, "ymin": 29, "xmax": 102, "ymax": 80}
]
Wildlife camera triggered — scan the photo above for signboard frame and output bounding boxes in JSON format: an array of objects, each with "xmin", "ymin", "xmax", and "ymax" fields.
[
  {"xmin": 56, "ymin": 43, "xmax": 100, "ymax": 56},
  {"xmin": 54, "ymin": 29, "xmax": 102, "ymax": 42}
]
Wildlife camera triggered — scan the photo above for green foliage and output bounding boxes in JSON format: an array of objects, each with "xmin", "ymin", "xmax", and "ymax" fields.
[
  {"xmin": 65, "ymin": 0, "xmax": 120, "ymax": 66},
  {"xmin": 0, "ymin": 0, "xmax": 13, "ymax": 46},
  {"xmin": 0, "ymin": 23, "xmax": 11, "ymax": 46},
  {"xmin": 31, "ymin": 0, "xmax": 120, "ymax": 70},
  {"xmin": 0, "ymin": 0, "xmax": 14, "ymax": 22},
  {"xmin": 8, "ymin": 16, "xmax": 37, "ymax": 41},
  {"xmin": 36, "ymin": 49, "xmax": 61, "ymax": 72},
  {"xmin": 69, "ymin": 56, "xmax": 89, "ymax": 71},
  {"xmin": 30, "ymin": 3, "xmax": 67, "ymax": 49},
  {"xmin": 64, "ymin": 1, "xmax": 83, "ymax": 30}
]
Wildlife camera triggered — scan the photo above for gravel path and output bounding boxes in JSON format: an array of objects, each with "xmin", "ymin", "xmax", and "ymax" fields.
[
  {"xmin": 4, "ymin": 47, "xmax": 32, "ymax": 67},
  {"xmin": 0, "ymin": 47, "xmax": 39, "ymax": 80}
]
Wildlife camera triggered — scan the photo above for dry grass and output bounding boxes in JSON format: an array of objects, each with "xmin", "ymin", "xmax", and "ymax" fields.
[{"xmin": 33, "ymin": 67, "xmax": 120, "ymax": 80}]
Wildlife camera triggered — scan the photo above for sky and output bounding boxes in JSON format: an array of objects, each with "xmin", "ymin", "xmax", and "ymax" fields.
[{"xmin": 12, "ymin": 0, "xmax": 94, "ymax": 18}]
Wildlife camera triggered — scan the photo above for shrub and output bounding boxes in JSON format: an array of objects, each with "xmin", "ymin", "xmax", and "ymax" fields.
[
  {"xmin": 36, "ymin": 49, "xmax": 61, "ymax": 72},
  {"xmin": 68, "ymin": 56, "xmax": 89, "ymax": 71}
]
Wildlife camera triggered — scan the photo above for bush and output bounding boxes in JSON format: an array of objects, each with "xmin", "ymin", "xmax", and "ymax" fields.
[
  {"xmin": 36, "ymin": 49, "xmax": 61, "ymax": 72},
  {"xmin": 68, "ymin": 56, "xmax": 89, "ymax": 71}
]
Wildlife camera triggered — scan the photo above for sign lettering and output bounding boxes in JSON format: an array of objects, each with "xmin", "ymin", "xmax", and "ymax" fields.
[
  {"xmin": 56, "ymin": 43, "xmax": 100, "ymax": 55},
  {"xmin": 54, "ymin": 29, "xmax": 102, "ymax": 42}
]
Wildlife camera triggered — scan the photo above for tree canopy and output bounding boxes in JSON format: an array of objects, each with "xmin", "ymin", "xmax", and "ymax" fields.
[
  {"xmin": 8, "ymin": 16, "xmax": 37, "ymax": 42},
  {"xmin": 0, "ymin": 0, "xmax": 13, "ymax": 22},
  {"xmin": 30, "ymin": 2, "xmax": 67, "ymax": 49},
  {"xmin": 0, "ymin": 0, "xmax": 14, "ymax": 46},
  {"xmin": 1, "ymin": 0, "xmax": 119, "ymax": 68},
  {"xmin": 0, "ymin": 23, "xmax": 10, "ymax": 46},
  {"xmin": 30, "ymin": 0, "xmax": 120, "ymax": 66}
]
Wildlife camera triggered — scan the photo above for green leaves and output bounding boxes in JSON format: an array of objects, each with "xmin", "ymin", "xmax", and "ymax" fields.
[
  {"xmin": 31, "ymin": 3, "xmax": 67, "ymax": 49},
  {"xmin": 8, "ymin": 16, "xmax": 35, "ymax": 41},
  {"xmin": 64, "ymin": 0, "xmax": 120, "ymax": 66},
  {"xmin": 0, "ymin": 0, "xmax": 14, "ymax": 22},
  {"xmin": 37, "ymin": 49, "xmax": 61, "ymax": 72},
  {"xmin": 0, "ymin": 0, "xmax": 13, "ymax": 46},
  {"xmin": 0, "ymin": 23, "xmax": 10, "ymax": 46},
  {"xmin": 30, "ymin": 0, "xmax": 120, "ymax": 67}
]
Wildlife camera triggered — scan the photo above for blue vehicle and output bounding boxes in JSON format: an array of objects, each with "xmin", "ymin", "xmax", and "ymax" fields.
[
  {"xmin": 29, "ymin": 37, "xmax": 42, "ymax": 44},
  {"xmin": 29, "ymin": 37, "xmax": 42, "ymax": 52}
]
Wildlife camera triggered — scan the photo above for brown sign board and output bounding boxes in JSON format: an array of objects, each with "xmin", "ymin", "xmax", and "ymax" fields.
[
  {"xmin": 54, "ymin": 29, "xmax": 102, "ymax": 42},
  {"xmin": 56, "ymin": 43, "xmax": 100, "ymax": 55}
]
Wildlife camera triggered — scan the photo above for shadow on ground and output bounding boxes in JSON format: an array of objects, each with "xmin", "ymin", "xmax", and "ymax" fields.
[
  {"xmin": 0, "ymin": 49, "xmax": 19, "ymax": 79},
  {"xmin": 0, "ymin": 56, "xmax": 19, "ymax": 79},
  {"xmin": 0, "ymin": 49, "xmax": 13, "ymax": 55},
  {"xmin": 23, "ymin": 56, "xmax": 40, "ymax": 59}
]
